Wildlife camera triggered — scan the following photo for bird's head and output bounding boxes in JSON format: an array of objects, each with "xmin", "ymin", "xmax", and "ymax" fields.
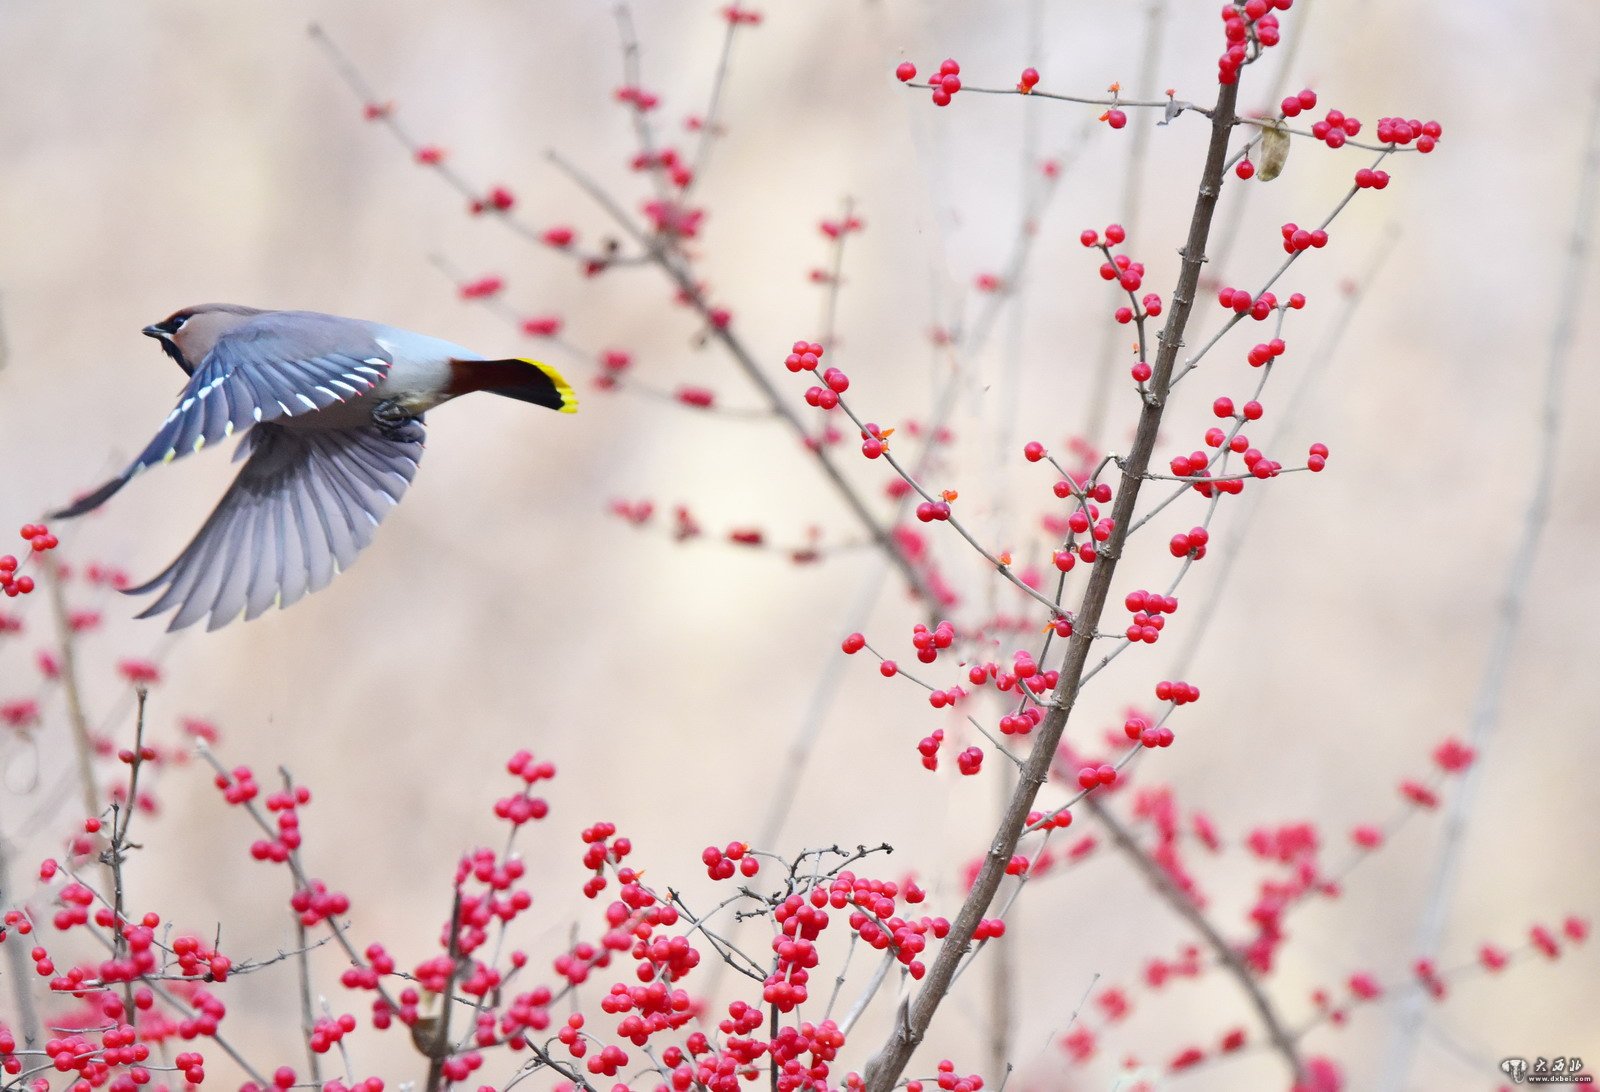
[{"xmin": 143, "ymin": 304, "xmax": 264, "ymax": 374}]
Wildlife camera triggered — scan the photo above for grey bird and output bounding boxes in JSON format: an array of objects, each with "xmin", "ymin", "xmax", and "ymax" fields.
[{"xmin": 51, "ymin": 304, "xmax": 577, "ymax": 631}]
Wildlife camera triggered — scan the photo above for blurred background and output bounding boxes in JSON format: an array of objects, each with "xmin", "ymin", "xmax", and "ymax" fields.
[{"xmin": 2, "ymin": 1, "xmax": 1597, "ymax": 1088}]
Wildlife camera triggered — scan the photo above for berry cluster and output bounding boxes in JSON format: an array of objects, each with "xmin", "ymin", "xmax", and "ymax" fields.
[
  {"xmin": 908, "ymin": 59, "xmax": 964, "ymax": 108},
  {"xmin": 702, "ymin": 841, "xmax": 760, "ymax": 880},
  {"xmin": 1375, "ymin": 116, "xmax": 1442, "ymax": 152},
  {"xmin": 1123, "ymin": 715, "xmax": 1177, "ymax": 749},
  {"xmin": 1217, "ymin": 286, "xmax": 1301, "ymax": 319},
  {"xmin": 2, "ymin": 522, "xmax": 58, "ymax": 597},
  {"xmin": 1280, "ymin": 221, "xmax": 1329, "ymax": 253},
  {"xmin": 1218, "ymin": 0, "xmax": 1292, "ymax": 84},
  {"xmin": 1123, "ymin": 589, "xmax": 1179, "ymax": 644}
]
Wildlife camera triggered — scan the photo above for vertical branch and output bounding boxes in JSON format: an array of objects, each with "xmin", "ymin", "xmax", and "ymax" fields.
[
  {"xmin": 861, "ymin": 74, "xmax": 1247, "ymax": 1092},
  {"xmin": 1382, "ymin": 77, "xmax": 1600, "ymax": 1091},
  {"xmin": 108, "ymin": 687, "xmax": 150, "ymax": 1021},
  {"xmin": 421, "ymin": 885, "xmax": 466, "ymax": 1092},
  {"xmin": 294, "ymin": 919, "xmax": 323, "ymax": 1086}
]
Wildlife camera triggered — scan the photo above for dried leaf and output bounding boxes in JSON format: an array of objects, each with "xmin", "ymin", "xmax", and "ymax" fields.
[{"xmin": 1257, "ymin": 119, "xmax": 1291, "ymax": 181}]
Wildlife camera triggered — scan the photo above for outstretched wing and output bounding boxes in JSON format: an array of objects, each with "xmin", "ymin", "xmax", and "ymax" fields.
[
  {"xmin": 52, "ymin": 314, "xmax": 392, "ymax": 519},
  {"xmin": 124, "ymin": 418, "xmax": 426, "ymax": 631}
]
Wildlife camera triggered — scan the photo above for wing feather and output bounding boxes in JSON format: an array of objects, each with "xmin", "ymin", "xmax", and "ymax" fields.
[
  {"xmin": 125, "ymin": 419, "xmax": 425, "ymax": 631},
  {"xmin": 51, "ymin": 312, "xmax": 392, "ymax": 519}
]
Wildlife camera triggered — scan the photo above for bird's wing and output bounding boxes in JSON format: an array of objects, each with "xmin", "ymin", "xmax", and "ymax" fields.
[
  {"xmin": 123, "ymin": 418, "xmax": 426, "ymax": 631},
  {"xmin": 52, "ymin": 315, "xmax": 392, "ymax": 519}
]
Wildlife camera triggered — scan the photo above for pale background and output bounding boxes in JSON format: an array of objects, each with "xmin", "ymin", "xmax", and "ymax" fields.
[{"xmin": 2, "ymin": 1, "xmax": 1597, "ymax": 1089}]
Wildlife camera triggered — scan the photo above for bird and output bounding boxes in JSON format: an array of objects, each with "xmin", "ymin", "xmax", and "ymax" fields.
[{"xmin": 50, "ymin": 303, "xmax": 577, "ymax": 631}]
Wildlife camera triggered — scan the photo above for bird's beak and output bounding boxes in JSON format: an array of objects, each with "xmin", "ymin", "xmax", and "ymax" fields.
[{"xmin": 142, "ymin": 324, "xmax": 165, "ymax": 340}]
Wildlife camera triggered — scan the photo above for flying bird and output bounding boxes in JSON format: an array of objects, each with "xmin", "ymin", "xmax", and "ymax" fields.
[{"xmin": 51, "ymin": 304, "xmax": 576, "ymax": 631}]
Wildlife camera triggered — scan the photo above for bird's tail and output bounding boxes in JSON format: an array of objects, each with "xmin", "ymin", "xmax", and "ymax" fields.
[
  {"xmin": 49, "ymin": 471, "xmax": 134, "ymax": 520},
  {"xmin": 447, "ymin": 358, "xmax": 578, "ymax": 413}
]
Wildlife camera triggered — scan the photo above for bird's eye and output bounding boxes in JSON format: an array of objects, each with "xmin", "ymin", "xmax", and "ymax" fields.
[{"xmin": 166, "ymin": 315, "xmax": 190, "ymax": 333}]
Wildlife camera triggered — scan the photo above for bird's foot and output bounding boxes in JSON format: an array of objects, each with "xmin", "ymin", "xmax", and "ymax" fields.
[{"xmin": 371, "ymin": 399, "xmax": 422, "ymax": 440}]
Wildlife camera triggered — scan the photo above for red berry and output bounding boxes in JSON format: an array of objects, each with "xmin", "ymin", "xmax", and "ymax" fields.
[
  {"xmin": 896, "ymin": 62, "xmax": 917, "ymax": 82},
  {"xmin": 1235, "ymin": 158, "xmax": 1255, "ymax": 180}
]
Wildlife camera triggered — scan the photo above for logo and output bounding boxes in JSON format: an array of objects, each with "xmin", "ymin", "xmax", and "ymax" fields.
[{"xmin": 1501, "ymin": 1058, "xmax": 1592, "ymax": 1085}]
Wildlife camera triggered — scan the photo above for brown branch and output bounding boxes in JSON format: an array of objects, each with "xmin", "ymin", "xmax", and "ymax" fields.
[
  {"xmin": 106, "ymin": 687, "xmax": 149, "ymax": 1023},
  {"xmin": 861, "ymin": 74, "xmax": 1246, "ymax": 1092}
]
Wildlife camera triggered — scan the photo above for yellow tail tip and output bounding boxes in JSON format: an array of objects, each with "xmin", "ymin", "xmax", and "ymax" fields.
[{"xmin": 522, "ymin": 359, "xmax": 579, "ymax": 414}]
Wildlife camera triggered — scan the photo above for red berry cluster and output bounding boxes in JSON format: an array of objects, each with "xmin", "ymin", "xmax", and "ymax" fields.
[
  {"xmin": 1171, "ymin": 449, "xmax": 1241, "ymax": 497},
  {"xmin": 1376, "ymin": 116, "xmax": 1442, "ymax": 152},
  {"xmin": 1156, "ymin": 679, "xmax": 1202, "ymax": 705},
  {"xmin": 931, "ymin": 59, "xmax": 963, "ymax": 107},
  {"xmin": 1280, "ymin": 221, "xmax": 1329, "ymax": 253},
  {"xmin": 1309, "ymin": 108, "xmax": 1361, "ymax": 149},
  {"xmin": 494, "ymin": 750, "xmax": 555, "ymax": 826},
  {"xmin": 1218, "ymin": 0, "xmax": 1292, "ymax": 84},
  {"xmin": 1124, "ymin": 589, "xmax": 1178, "ymax": 643},
  {"xmin": 1354, "ymin": 167, "xmax": 1391, "ymax": 189},
  {"xmin": 1279, "ymin": 87, "xmax": 1318, "ymax": 117},
  {"xmin": 1077, "ymin": 764, "xmax": 1119, "ymax": 789},
  {"xmin": 956, "ymin": 746, "xmax": 983, "ymax": 775},
  {"xmin": 1123, "ymin": 715, "xmax": 1176, "ymax": 749},
  {"xmin": 917, "ymin": 729, "xmax": 945, "ymax": 770},
  {"xmin": 468, "ymin": 185, "xmax": 516, "ymax": 215},
  {"xmin": 998, "ymin": 707, "xmax": 1045, "ymax": 736},
  {"xmin": 643, "ymin": 199, "xmax": 706, "ymax": 240},
  {"xmin": 915, "ymin": 490, "xmax": 957, "ymax": 524},
  {"xmin": 580, "ymin": 821, "xmax": 633, "ymax": 899},
  {"xmin": 965, "ymin": 652, "xmax": 1059, "ymax": 696},
  {"xmin": 702, "ymin": 841, "xmax": 760, "ymax": 880},
  {"xmin": 1217, "ymin": 286, "xmax": 1301, "ymax": 319},
  {"xmin": 1, "ymin": 523, "xmax": 58, "ymax": 597},
  {"xmin": 458, "ymin": 274, "xmax": 504, "ymax": 300},
  {"xmin": 632, "ymin": 146, "xmax": 696, "ymax": 189},
  {"xmin": 911, "ymin": 619, "xmax": 956, "ymax": 663},
  {"xmin": 859, "ymin": 421, "xmax": 892, "ymax": 459},
  {"xmin": 246, "ymin": 782, "xmax": 311, "ymax": 863},
  {"xmin": 1246, "ymin": 337, "xmax": 1288, "ymax": 366},
  {"xmin": 614, "ymin": 85, "xmax": 661, "ymax": 112}
]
